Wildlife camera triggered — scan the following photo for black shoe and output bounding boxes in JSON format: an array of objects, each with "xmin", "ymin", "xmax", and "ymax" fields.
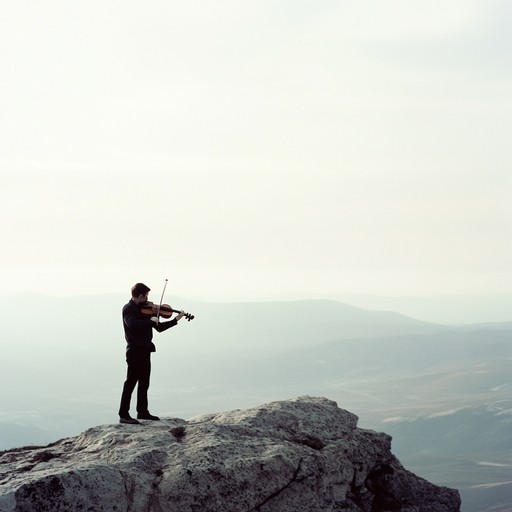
[
  {"xmin": 137, "ymin": 413, "xmax": 160, "ymax": 421},
  {"xmin": 119, "ymin": 416, "xmax": 141, "ymax": 425}
]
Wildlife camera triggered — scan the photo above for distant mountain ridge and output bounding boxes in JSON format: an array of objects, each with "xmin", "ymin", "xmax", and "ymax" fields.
[
  {"xmin": 0, "ymin": 293, "xmax": 448, "ymax": 357},
  {"xmin": 335, "ymin": 293, "xmax": 512, "ymax": 324}
]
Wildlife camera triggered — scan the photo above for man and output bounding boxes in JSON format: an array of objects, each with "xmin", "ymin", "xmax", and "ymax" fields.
[{"xmin": 118, "ymin": 282, "xmax": 186, "ymax": 424}]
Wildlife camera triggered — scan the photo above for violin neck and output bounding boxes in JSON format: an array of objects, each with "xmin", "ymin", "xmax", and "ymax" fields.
[{"xmin": 158, "ymin": 305, "xmax": 181, "ymax": 315}]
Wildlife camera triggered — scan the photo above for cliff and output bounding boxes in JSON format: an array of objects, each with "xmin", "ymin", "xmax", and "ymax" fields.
[{"xmin": 0, "ymin": 396, "xmax": 460, "ymax": 512}]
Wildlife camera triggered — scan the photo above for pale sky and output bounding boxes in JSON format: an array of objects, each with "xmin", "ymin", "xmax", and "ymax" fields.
[{"xmin": 1, "ymin": 1, "xmax": 510, "ymax": 300}]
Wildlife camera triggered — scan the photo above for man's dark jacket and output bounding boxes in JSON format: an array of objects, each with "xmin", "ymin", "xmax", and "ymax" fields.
[{"xmin": 122, "ymin": 299, "xmax": 178, "ymax": 352}]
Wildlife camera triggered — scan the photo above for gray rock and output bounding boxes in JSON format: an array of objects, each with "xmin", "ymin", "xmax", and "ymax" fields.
[{"xmin": 0, "ymin": 396, "xmax": 460, "ymax": 511}]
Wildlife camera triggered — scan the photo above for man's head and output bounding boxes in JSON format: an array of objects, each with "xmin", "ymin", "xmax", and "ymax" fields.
[{"xmin": 131, "ymin": 282, "xmax": 151, "ymax": 303}]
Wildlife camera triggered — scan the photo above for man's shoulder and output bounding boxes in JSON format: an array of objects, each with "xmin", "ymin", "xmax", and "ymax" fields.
[{"xmin": 123, "ymin": 300, "xmax": 137, "ymax": 313}]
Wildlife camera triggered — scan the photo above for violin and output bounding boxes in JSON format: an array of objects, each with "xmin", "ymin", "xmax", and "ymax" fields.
[{"xmin": 140, "ymin": 301, "xmax": 195, "ymax": 322}]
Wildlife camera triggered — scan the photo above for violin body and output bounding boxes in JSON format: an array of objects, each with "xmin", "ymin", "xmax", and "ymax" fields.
[{"xmin": 140, "ymin": 301, "xmax": 195, "ymax": 321}]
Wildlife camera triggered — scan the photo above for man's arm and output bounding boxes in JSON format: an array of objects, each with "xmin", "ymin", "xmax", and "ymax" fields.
[
  {"xmin": 153, "ymin": 318, "xmax": 178, "ymax": 332},
  {"xmin": 124, "ymin": 310, "xmax": 154, "ymax": 329},
  {"xmin": 152, "ymin": 310, "xmax": 186, "ymax": 332}
]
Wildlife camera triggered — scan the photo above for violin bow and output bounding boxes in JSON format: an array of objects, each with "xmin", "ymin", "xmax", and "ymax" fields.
[{"xmin": 156, "ymin": 278, "xmax": 168, "ymax": 325}]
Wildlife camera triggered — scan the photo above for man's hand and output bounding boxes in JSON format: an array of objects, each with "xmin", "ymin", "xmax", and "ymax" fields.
[
  {"xmin": 175, "ymin": 310, "xmax": 186, "ymax": 321},
  {"xmin": 150, "ymin": 316, "xmax": 159, "ymax": 324}
]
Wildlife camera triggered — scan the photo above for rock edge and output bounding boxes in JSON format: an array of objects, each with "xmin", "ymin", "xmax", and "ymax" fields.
[{"xmin": 0, "ymin": 396, "xmax": 461, "ymax": 512}]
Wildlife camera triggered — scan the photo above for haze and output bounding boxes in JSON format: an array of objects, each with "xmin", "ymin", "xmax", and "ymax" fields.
[{"xmin": 1, "ymin": 1, "xmax": 510, "ymax": 301}]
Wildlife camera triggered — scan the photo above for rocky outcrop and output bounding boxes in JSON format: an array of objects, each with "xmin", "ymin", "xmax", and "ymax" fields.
[{"xmin": 0, "ymin": 396, "xmax": 460, "ymax": 512}]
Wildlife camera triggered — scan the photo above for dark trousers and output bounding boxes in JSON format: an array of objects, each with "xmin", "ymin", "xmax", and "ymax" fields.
[{"xmin": 119, "ymin": 348, "xmax": 151, "ymax": 417}]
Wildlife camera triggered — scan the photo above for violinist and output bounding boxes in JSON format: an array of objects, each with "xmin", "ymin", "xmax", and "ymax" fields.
[{"xmin": 118, "ymin": 282, "xmax": 186, "ymax": 425}]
